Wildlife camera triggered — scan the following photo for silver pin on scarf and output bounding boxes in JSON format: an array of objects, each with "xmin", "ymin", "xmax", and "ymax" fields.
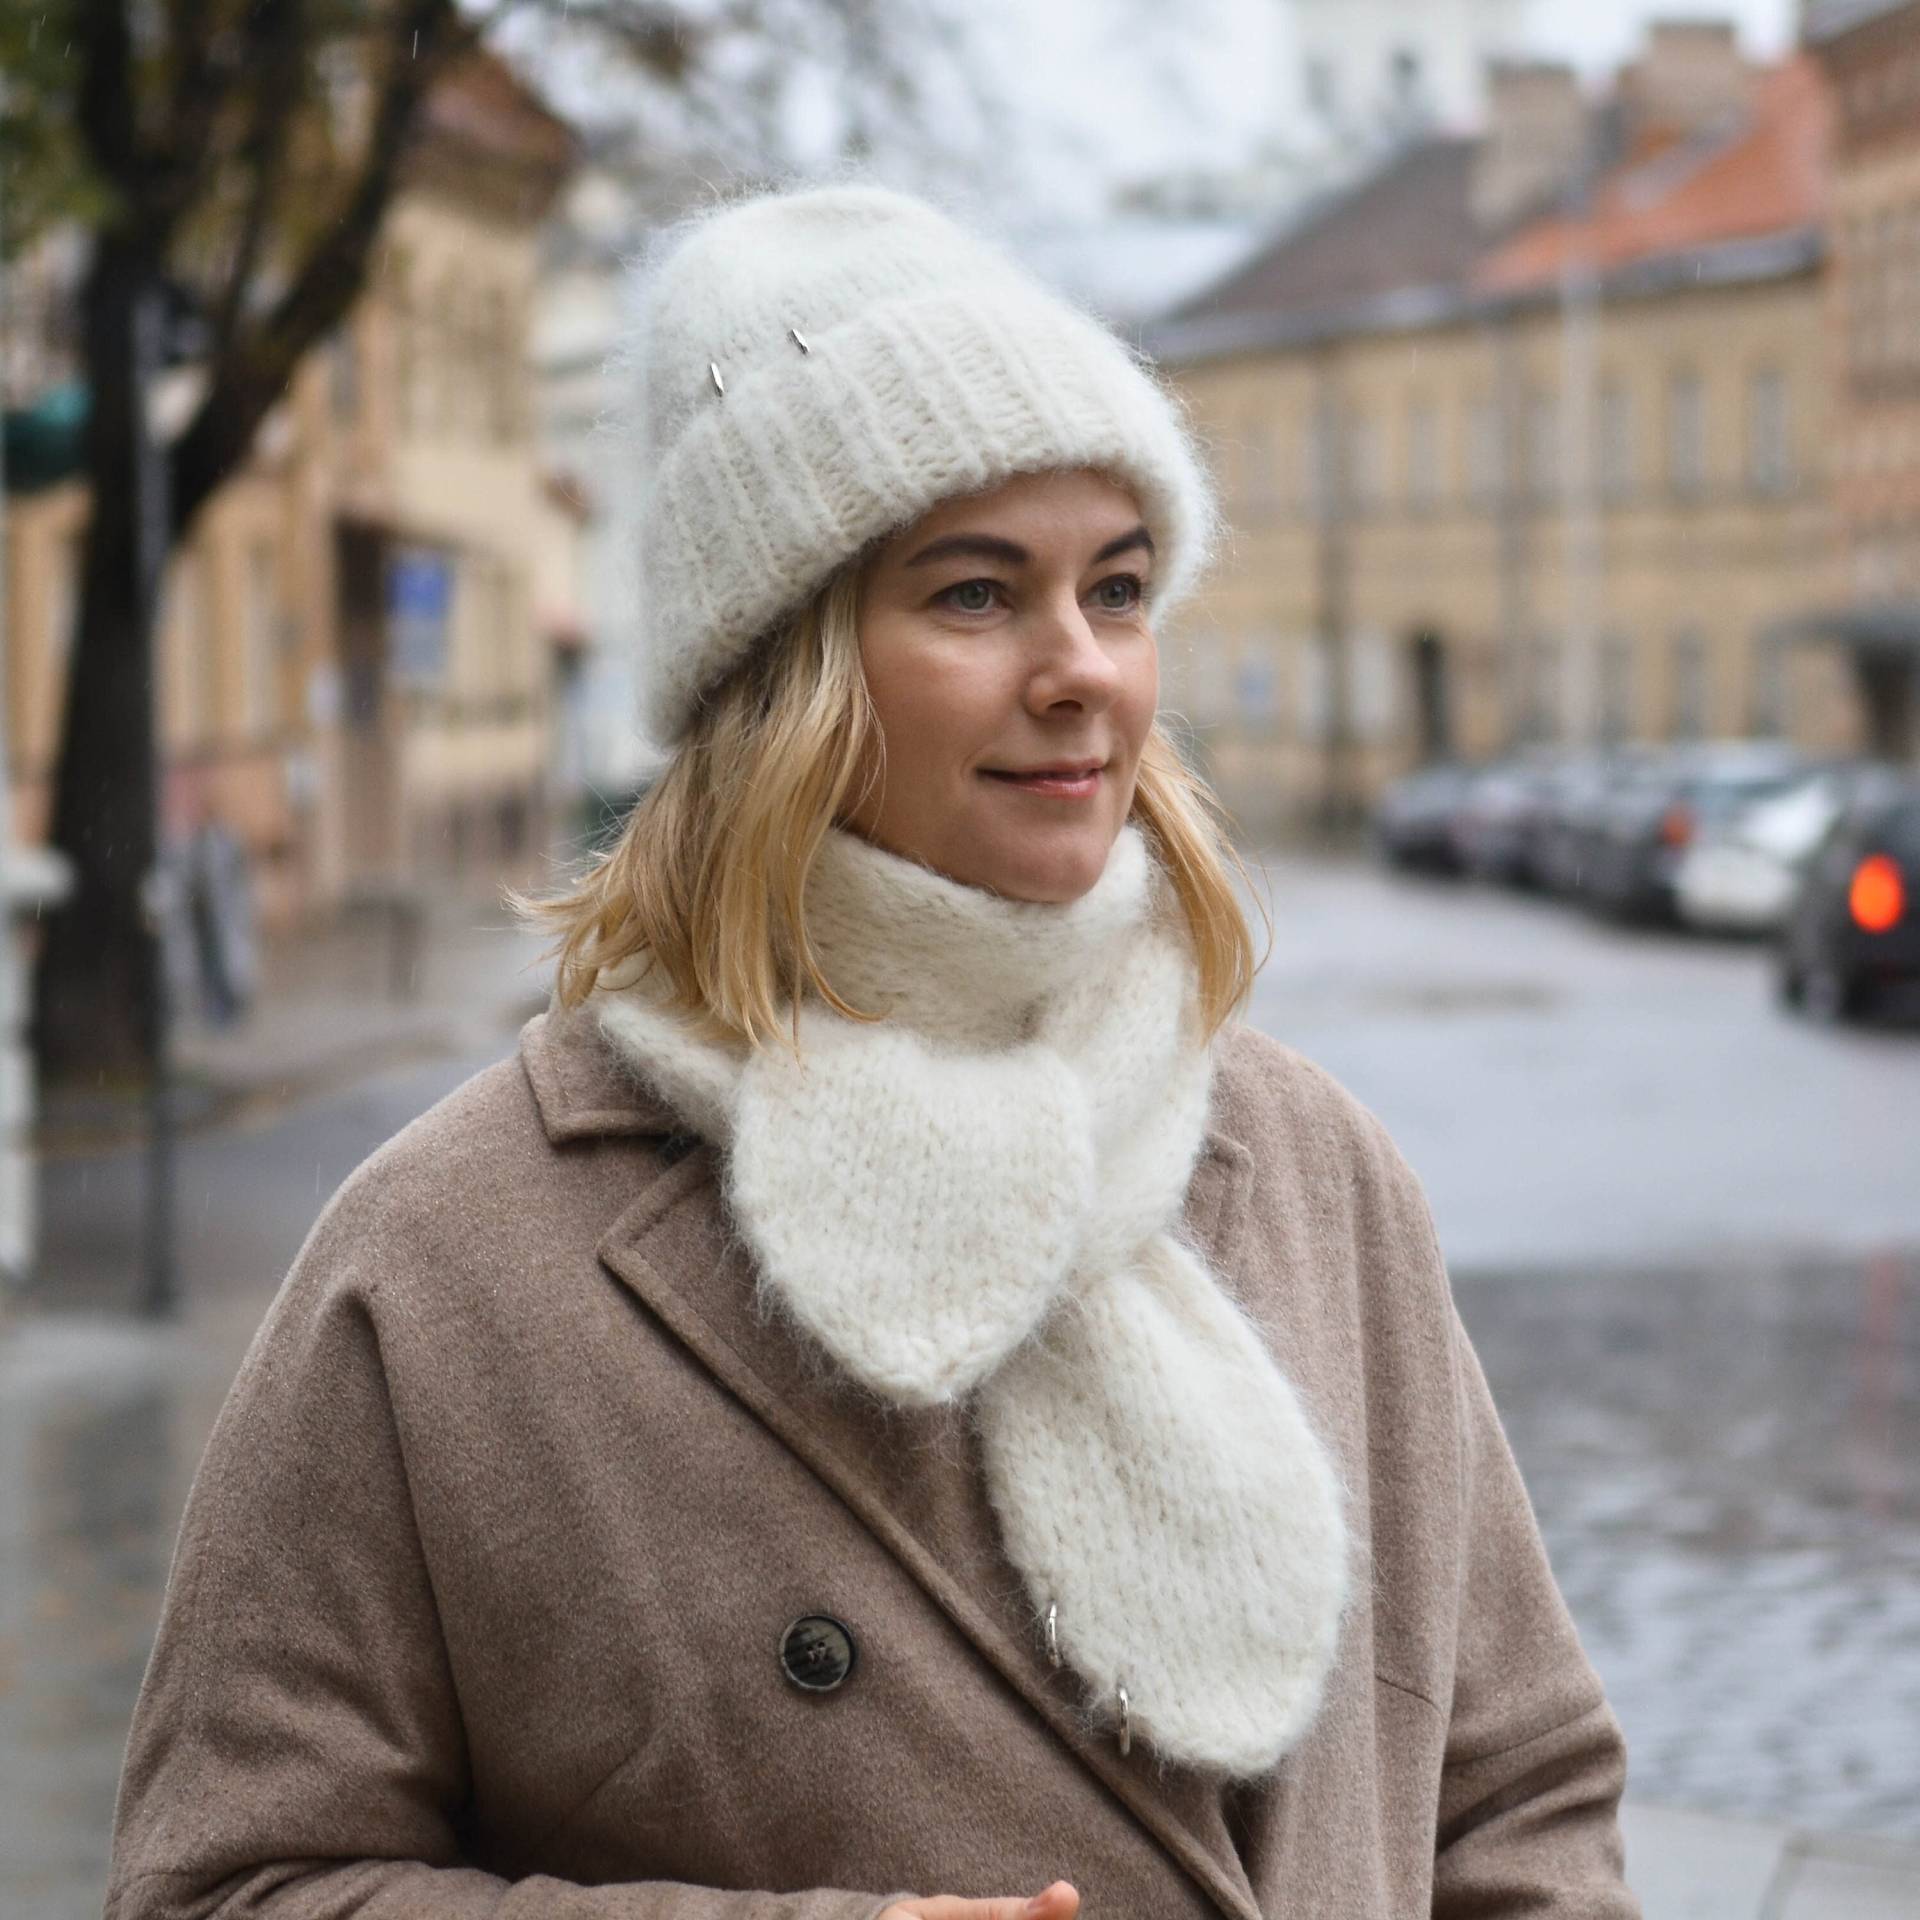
[{"xmin": 708, "ymin": 361, "xmax": 725, "ymax": 397}]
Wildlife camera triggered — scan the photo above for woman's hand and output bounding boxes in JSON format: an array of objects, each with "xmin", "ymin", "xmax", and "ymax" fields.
[{"xmin": 881, "ymin": 1880, "xmax": 1080, "ymax": 1919}]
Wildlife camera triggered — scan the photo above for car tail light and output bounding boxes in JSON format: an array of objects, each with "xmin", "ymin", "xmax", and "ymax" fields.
[
  {"xmin": 1659, "ymin": 804, "xmax": 1694, "ymax": 849},
  {"xmin": 1850, "ymin": 855, "xmax": 1906, "ymax": 934}
]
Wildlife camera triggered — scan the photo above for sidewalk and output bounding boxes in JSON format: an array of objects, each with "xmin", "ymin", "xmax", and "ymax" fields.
[
  {"xmin": 36, "ymin": 885, "xmax": 557, "ymax": 1152},
  {"xmin": 176, "ymin": 887, "xmax": 557, "ymax": 1113}
]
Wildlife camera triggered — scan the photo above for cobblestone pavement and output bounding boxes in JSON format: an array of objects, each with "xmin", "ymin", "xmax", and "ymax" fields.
[{"xmin": 1461, "ymin": 1252, "xmax": 1920, "ymax": 1842}]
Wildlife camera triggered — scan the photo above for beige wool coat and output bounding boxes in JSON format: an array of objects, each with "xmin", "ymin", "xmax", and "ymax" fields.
[{"xmin": 106, "ymin": 1000, "xmax": 1639, "ymax": 1919}]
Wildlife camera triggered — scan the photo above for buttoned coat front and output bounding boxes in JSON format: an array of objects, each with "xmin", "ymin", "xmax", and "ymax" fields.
[{"xmin": 106, "ymin": 1000, "xmax": 1639, "ymax": 1920}]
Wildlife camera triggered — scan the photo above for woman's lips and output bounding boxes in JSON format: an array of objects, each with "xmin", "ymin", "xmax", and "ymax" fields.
[{"xmin": 980, "ymin": 764, "xmax": 1104, "ymax": 799}]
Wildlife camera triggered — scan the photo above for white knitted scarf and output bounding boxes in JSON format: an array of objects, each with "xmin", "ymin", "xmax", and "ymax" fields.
[{"xmin": 590, "ymin": 826, "xmax": 1349, "ymax": 1778}]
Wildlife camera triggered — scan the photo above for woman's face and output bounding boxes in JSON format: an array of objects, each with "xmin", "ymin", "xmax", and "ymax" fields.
[{"xmin": 847, "ymin": 467, "xmax": 1159, "ymax": 904}]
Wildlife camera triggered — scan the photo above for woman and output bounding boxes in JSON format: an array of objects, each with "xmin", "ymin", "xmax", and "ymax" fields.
[{"xmin": 106, "ymin": 184, "xmax": 1638, "ymax": 1919}]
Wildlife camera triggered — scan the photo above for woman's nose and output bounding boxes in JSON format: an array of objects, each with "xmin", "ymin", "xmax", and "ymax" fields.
[{"xmin": 1026, "ymin": 600, "xmax": 1122, "ymax": 712}]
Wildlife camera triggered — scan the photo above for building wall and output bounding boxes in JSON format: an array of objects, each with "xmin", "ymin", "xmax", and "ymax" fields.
[
  {"xmin": 1823, "ymin": 5, "xmax": 1920, "ymax": 603},
  {"xmin": 5, "ymin": 174, "xmax": 569, "ymax": 927},
  {"xmin": 1164, "ymin": 265, "xmax": 1838, "ymax": 832}
]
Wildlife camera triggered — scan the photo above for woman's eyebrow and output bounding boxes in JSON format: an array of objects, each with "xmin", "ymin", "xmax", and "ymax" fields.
[
  {"xmin": 904, "ymin": 533, "xmax": 1029, "ymax": 569},
  {"xmin": 903, "ymin": 524, "xmax": 1156, "ymax": 569},
  {"xmin": 1094, "ymin": 525, "xmax": 1155, "ymax": 564}
]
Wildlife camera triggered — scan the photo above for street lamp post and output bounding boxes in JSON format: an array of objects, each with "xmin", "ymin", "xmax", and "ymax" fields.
[{"xmin": 134, "ymin": 284, "xmax": 178, "ymax": 1318}]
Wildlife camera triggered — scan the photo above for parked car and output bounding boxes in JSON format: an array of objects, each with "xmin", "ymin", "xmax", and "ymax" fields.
[
  {"xmin": 1777, "ymin": 782, "xmax": 1920, "ymax": 1021},
  {"xmin": 1581, "ymin": 741, "xmax": 1811, "ymax": 924},
  {"xmin": 1451, "ymin": 756, "xmax": 1560, "ymax": 887},
  {"xmin": 1373, "ymin": 762, "xmax": 1477, "ymax": 873},
  {"xmin": 1673, "ymin": 762, "xmax": 1908, "ymax": 935},
  {"xmin": 1532, "ymin": 749, "xmax": 1659, "ymax": 899}
]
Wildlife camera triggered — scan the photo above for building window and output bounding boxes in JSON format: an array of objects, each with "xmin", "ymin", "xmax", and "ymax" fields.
[
  {"xmin": 1347, "ymin": 413, "xmax": 1383, "ymax": 513},
  {"xmin": 1901, "ymin": 204, "xmax": 1920, "ymax": 375},
  {"xmin": 1525, "ymin": 386, "xmax": 1560, "ymax": 502},
  {"xmin": 1666, "ymin": 369, "xmax": 1705, "ymax": 499},
  {"xmin": 1407, "ymin": 400, "xmax": 1440, "ymax": 511},
  {"xmin": 1670, "ymin": 626, "xmax": 1708, "ymax": 739},
  {"xmin": 243, "ymin": 539, "xmax": 283, "ymax": 738},
  {"xmin": 1297, "ymin": 636, "xmax": 1331, "ymax": 744},
  {"xmin": 1749, "ymin": 628, "xmax": 1787, "ymax": 736},
  {"xmin": 1234, "ymin": 632, "xmax": 1283, "ymax": 731},
  {"xmin": 1467, "ymin": 395, "xmax": 1503, "ymax": 506},
  {"xmin": 1296, "ymin": 419, "xmax": 1321, "ymax": 519},
  {"xmin": 1746, "ymin": 369, "xmax": 1791, "ymax": 495},
  {"xmin": 1527, "ymin": 632, "xmax": 1561, "ymax": 741},
  {"xmin": 1846, "ymin": 214, "xmax": 1876, "ymax": 383},
  {"xmin": 1599, "ymin": 379, "xmax": 1634, "ymax": 502},
  {"xmin": 483, "ymin": 289, "xmax": 520, "ymax": 445},
  {"xmin": 1599, "ymin": 630, "xmax": 1634, "ymax": 743},
  {"xmin": 1874, "ymin": 208, "xmax": 1901, "ymax": 373},
  {"xmin": 1240, "ymin": 415, "xmax": 1280, "ymax": 523}
]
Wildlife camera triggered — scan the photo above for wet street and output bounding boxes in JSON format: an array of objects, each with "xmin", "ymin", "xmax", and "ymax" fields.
[
  {"xmin": 1463, "ymin": 1256, "xmax": 1920, "ymax": 1840},
  {"xmin": 4, "ymin": 855, "xmax": 1919, "ymax": 1913}
]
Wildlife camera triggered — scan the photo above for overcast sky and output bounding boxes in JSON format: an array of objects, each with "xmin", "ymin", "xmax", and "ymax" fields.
[{"xmin": 971, "ymin": 0, "xmax": 1799, "ymax": 217}]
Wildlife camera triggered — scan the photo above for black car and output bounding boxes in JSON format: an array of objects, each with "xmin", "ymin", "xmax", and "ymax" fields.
[
  {"xmin": 1777, "ymin": 783, "xmax": 1920, "ymax": 1021},
  {"xmin": 1532, "ymin": 749, "xmax": 1661, "ymax": 899},
  {"xmin": 1580, "ymin": 742, "xmax": 1811, "ymax": 924},
  {"xmin": 1452, "ymin": 757, "xmax": 1560, "ymax": 887},
  {"xmin": 1373, "ymin": 762, "xmax": 1478, "ymax": 873}
]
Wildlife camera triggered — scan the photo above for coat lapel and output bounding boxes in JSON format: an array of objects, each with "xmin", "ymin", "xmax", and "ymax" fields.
[{"xmin": 521, "ymin": 1006, "xmax": 1265, "ymax": 1920}]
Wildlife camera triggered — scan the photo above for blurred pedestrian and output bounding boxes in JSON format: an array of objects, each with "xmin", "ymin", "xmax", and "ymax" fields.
[
  {"xmin": 106, "ymin": 183, "xmax": 1638, "ymax": 1919},
  {"xmin": 183, "ymin": 810, "xmax": 257, "ymax": 1027}
]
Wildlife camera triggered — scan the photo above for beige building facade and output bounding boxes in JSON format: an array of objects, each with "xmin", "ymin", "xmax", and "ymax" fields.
[
  {"xmin": 1153, "ymin": 34, "xmax": 1860, "ymax": 836},
  {"xmin": 1807, "ymin": 0, "xmax": 1920, "ymax": 756},
  {"xmin": 2, "ymin": 49, "xmax": 583, "ymax": 929},
  {"xmin": 1166, "ymin": 262, "xmax": 1842, "ymax": 831}
]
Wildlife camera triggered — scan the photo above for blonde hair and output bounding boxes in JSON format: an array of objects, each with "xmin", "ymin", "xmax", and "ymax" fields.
[{"xmin": 520, "ymin": 557, "xmax": 1264, "ymax": 1048}]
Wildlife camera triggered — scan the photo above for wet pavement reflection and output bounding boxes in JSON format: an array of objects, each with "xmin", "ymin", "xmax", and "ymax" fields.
[
  {"xmin": 0, "ymin": 1314, "xmax": 227, "ymax": 1917},
  {"xmin": 1459, "ymin": 1250, "xmax": 1920, "ymax": 1841}
]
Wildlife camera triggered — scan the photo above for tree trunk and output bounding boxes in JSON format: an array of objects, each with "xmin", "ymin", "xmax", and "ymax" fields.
[{"xmin": 31, "ymin": 233, "xmax": 166, "ymax": 1089}]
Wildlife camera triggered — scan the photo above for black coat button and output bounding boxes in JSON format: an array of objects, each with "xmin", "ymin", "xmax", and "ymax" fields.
[{"xmin": 780, "ymin": 1614, "xmax": 856, "ymax": 1692}]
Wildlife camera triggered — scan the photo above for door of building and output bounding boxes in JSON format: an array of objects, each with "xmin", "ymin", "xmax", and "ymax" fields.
[{"xmin": 334, "ymin": 522, "xmax": 402, "ymax": 879}]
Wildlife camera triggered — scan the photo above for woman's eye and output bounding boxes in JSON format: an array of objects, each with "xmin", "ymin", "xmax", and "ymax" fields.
[
  {"xmin": 1095, "ymin": 572, "xmax": 1145, "ymax": 611},
  {"xmin": 940, "ymin": 579, "xmax": 998, "ymax": 613}
]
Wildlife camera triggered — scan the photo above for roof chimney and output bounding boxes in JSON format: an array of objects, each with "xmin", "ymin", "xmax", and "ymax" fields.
[
  {"xmin": 1619, "ymin": 20, "xmax": 1754, "ymax": 140},
  {"xmin": 1472, "ymin": 61, "xmax": 1590, "ymax": 231}
]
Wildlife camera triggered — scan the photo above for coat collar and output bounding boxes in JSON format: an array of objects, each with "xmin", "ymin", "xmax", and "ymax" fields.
[
  {"xmin": 518, "ymin": 1002, "xmax": 1264, "ymax": 1920},
  {"xmin": 521, "ymin": 992, "xmax": 683, "ymax": 1140}
]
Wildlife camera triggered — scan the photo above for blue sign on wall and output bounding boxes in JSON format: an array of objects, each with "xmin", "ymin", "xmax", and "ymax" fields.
[{"xmin": 387, "ymin": 548, "xmax": 452, "ymax": 685}]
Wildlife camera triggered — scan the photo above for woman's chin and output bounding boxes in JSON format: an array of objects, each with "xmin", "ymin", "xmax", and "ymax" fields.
[{"xmin": 949, "ymin": 820, "xmax": 1122, "ymax": 904}]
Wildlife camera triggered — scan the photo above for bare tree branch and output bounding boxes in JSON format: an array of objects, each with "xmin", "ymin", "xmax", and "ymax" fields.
[
  {"xmin": 170, "ymin": 0, "xmax": 478, "ymax": 530},
  {"xmin": 205, "ymin": 0, "xmax": 310, "ymax": 369}
]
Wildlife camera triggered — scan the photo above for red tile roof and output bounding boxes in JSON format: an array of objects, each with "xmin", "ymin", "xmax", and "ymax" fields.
[{"xmin": 1476, "ymin": 55, "xmax": 1830, "ymax": 294}]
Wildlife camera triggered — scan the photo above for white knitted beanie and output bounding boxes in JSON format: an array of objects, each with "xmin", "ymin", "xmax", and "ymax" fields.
[{"xmin": 615, "ymin": 182, "xmax": 1220, "ymax": 745}]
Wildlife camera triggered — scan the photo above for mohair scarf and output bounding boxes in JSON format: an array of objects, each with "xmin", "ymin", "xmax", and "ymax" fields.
[{"xmin": 590, "ymin": 825, "xmax": 1350, "ymax": 1778}]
